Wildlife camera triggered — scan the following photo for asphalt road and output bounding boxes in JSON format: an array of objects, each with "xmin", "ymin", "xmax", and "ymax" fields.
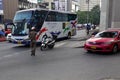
[{"xmin": 1, "ymin": 30, "xmax": 120, "ymax": 80}]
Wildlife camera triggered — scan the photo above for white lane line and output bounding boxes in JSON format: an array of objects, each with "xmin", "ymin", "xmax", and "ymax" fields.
[
  {"xmin": 69, "ymin": 41, "xmax": 85, "ymax": 47},
  {"xmin": 0, "ymin": 50, "xmax": 30, "ymax": 60},
  {"xmin": 0, "ymin": 41, "xmax": 67, "ymax": 60},
  {"xmin": 0, "ymin": 44, "xmax": 18, "ymax": 51},
  {"xmin": 55, "ymin": 42, "xmax": 67, "ymax": 47},
  {"xmin": 3, "ymin": 55, "xmax": 13, "ymax": 58}
]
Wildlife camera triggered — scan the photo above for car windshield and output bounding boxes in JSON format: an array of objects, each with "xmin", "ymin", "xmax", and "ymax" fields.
[{"xmin": 94, "ymin": 31, "xmax": 118, "ymax": 38}]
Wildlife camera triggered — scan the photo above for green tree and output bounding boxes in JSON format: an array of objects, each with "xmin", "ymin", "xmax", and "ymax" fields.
[
  {"xmin": 77, "ymin": 11, "xmax": 89, "ymax": 24},
  {"xmin": 76, "ymin": 5, "xmax": 100, "ymax": 25},
  {"xmin": 91, "ymin": 5, "xmax": 100, "ymax": 25}
]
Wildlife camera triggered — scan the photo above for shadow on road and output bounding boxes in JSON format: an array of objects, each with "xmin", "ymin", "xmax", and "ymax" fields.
[{"xmin": 85, "ymin": 51, "xmax": 120, "ymax": 56}]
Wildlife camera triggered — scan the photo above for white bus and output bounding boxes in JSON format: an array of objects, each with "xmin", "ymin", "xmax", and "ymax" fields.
[{"xmin": 7, "ymin": 8, "xmax": 77, "ymax": 45}]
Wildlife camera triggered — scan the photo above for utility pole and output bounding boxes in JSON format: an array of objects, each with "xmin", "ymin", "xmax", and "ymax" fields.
[
  {"xmin": 58, "ymin": 0, "xmax": 60, "ymax": 10},
  {"xmin": 86, "ymin": 0, "xmax": 90, "ymax": 24}
]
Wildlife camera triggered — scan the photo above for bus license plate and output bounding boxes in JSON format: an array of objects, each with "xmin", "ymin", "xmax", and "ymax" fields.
[
  {"xmin": 91, "ymin": 46, "xmax": 96, "ymax": 49},
  {"xmin": 18, "ymin": 41, "xmax": 21, "ymax": 44}
]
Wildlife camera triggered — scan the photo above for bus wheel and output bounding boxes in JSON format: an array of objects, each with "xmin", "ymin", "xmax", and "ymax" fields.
[{"xmin": 67, "ymin": 32, "xmax": 71, "ymax": 39}]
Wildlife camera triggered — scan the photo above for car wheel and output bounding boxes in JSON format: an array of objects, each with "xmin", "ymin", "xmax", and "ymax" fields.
[
  {"xmin": 8, "ymin": 40, "xmax": 12, "ymax": 43},
  {"xmin": 87, "ymin": 50, "xmax": 92, "ymax": 53},
  {"xmin": 112, "ymin": 45, "xmax": 118, "ymax": 54}
]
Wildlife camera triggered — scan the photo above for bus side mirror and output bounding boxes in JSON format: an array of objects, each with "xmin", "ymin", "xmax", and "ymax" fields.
[{"xmin": 27, "ymin": 23, "xmax": 32, "ymax": 29}]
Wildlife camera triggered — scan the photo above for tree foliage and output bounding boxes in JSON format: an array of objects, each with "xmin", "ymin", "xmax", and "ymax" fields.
[
  {"xmin": 91, "ymin": 5, "xmax": 100, "ymax": 25},
  {"xmin": 77, "ymin": 5, "xmax": 100, "ymax": 25},
  {"xmin": 77, "ymin": 11, "xmax": 87, "ymax": 24}
]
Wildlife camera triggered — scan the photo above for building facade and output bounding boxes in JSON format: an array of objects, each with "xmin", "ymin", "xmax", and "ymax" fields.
[
  {"xmin": 54, "ymin": 0, "xmax": 80, "ymax": 12},
  {"xmin": 71, "ymin": 0, "xmax": 80, "ymax": 12},
  {"xmin": 3, "ymin": 0, "xmax": 37, "ymax": 23},
  {"xmin": 79, "ymin": 0, "xmax": 100, "ymax": 11},
  {"xmin": 37, "ymin": 0, "xmax": 55, "ymax": 10},
  {"xmin": 0, "ymin": 0, "xmax": 3, "ymax": 23},
  {"xmin": 42, "ymin": 0, "xmax": 55, "ymax": 10}
]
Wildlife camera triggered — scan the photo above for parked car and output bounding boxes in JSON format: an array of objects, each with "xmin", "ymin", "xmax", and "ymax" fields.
[
  {"xmin": 76, "ymin": 24, "xmax": 85, "ymax": 30},
  {"xmin": 84, "ymin": 28, "xmax": 120, "ymax": 53}
]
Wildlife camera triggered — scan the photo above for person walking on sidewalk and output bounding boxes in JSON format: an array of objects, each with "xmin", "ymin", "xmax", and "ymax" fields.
[
  {"xmin": 29, "ymin": 27, "xmax": 37, "ymax": 56},
  {"xmin": 86, "ymin": 24, "xmax": 91, "ymax": 35}
]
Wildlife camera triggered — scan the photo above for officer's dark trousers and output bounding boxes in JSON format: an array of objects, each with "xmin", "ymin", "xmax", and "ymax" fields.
[{"xmin": 30, "ymin": 41, "xmax": 36, "ymax": 54}]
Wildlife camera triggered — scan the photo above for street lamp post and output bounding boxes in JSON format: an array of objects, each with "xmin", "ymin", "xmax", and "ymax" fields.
[
  {"xmin": 58, "ymin": 0, "xmax": 60, "ymax": 10},
  {"xmin": 86, "ymin": 0, "xmax": 90, "ymax": 24}
]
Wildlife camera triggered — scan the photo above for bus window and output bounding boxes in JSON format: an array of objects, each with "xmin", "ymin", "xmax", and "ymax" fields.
[
  {"xmin": 68, "ymin": 14, "xmax": 77, "ymax": 21},
  {"xmin": 62, "ymin": 13, "xmax": 68, "ymax": 21},
  {"xmin": 34, "ymin": 10, "xmax": 48, "ymax": 31},
  {"xmin": 46, "ymin": 11, "xmax": 56, "ymax": 21}
]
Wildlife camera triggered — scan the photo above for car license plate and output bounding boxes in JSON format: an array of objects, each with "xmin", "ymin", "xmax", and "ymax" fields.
[
  {"xmin": 91, "ymin": 46, "xmax": 96, "ymax": 49},
  {"xmin": 18, "ymin": 41, "xmax": 21, "ymax": 44}
]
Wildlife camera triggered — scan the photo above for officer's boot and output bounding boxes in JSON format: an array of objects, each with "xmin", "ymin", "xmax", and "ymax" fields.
[{"xmin": 31, "ymin": 51, "xmax": 35, "ymax": 56}]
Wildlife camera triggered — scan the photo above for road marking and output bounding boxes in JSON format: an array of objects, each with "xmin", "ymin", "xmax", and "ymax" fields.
[
  {"xmin": 55, "ymin": 42, "xmax": 66, "ymax": 47},
  {"xmin": 0, "ymin": 50, "xmax": 30, "ymax": 60},
  {"xmin": 0, "ymin": 44, "xmax": 18, "ymax": 51},
  {"xmin": 0, "ymin": 41, "xmax": 67, "ymax": 60},
  {"xmin": 3, "ymin": 55, "xmax": 13, "ymax": 58},
  {"xmin": 0, "ymin": 40, "xmax": 82, "ymax": 60}
]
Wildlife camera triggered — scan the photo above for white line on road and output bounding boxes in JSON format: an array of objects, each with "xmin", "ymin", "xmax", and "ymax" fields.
[
  {"xmin": 55, "ymin": 42, "xmax": 67, "ymax": 47},
  {"xmin": 0, "ymin": 41, "xmax": 70, "ymax": 60},
  {"xmin": 0, "ymin": 50, "xmax": 30, "ymax": 60}
]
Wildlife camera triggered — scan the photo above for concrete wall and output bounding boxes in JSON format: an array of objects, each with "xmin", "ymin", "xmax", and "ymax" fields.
[
  {"xmin": 100, "ymin": 0, "xmax": 120, "ymax": 31},
  {"xmin": 111, "ymin": 0, "xmax": 120, "ymax": 28},
  {"xmin": 100, "ymin": 0, "xmax": 109, "ymax": 31}
]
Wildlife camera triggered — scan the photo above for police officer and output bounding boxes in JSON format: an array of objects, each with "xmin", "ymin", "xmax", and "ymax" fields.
[{"xmin": 29, "ymin": 27, "xmax": 37, "ymax": 56}]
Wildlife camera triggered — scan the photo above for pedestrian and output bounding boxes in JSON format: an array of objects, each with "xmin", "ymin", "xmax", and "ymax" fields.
[
  {"xmin": 29, "ymin": 27, "xmax": 37, "ymax": 56},
  {"xmin": 86, "ymin": 24, "xmax": 91, "ymax": 35}
]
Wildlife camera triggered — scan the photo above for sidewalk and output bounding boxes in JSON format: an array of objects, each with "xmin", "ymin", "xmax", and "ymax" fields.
[{"xmin": 71, "ymin": 28, "xmax": 99, "ymax": 48}]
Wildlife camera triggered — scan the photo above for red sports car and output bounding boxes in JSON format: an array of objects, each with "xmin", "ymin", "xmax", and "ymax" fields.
[{"xmin": 84, "ymin": 28, "xmax": 120, "ymax": 53}]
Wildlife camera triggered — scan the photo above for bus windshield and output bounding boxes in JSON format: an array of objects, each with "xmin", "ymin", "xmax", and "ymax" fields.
[
  {"xmin": 12, "ymin": 22, "xmax": 29, "ymax": 36},
  {"xmin": 14, "ymin": 11, "xmax": 33, "ymax": 21}
]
